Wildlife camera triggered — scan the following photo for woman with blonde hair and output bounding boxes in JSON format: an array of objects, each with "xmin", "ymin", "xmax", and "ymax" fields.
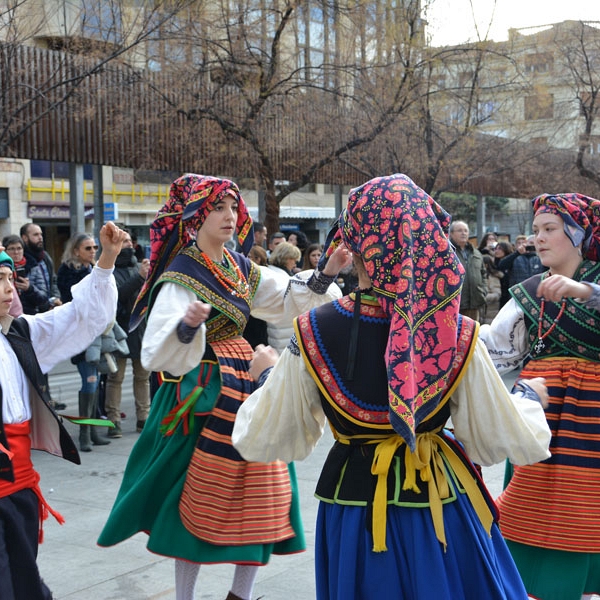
[
  {"xmin": 269, "ymin": 241, "xmax": 301, "ymax": 275},
  {"xmin": 57, "ymin": 233, "xmax": 111, "ymax": 451}
]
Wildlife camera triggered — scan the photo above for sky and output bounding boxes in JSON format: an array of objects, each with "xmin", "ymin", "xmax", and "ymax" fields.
[{"xmin": 425, "ymin": 0, "xmax": 600, "ymax": 46}]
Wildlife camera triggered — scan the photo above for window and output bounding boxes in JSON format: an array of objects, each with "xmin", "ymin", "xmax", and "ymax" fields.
[
  {"xmin": 30, "ymin": 161, "xmax": 93, "ymax": 180},
  {"xmin": 580, "ymin": 91, "xmax": 597, "ymax": 117},
  {"xmin": 524, "ymin": 52, "xmax": 553, "ymax": 74},
  {"xmin": 524, "ymin": 93, "xmax": 554, "ymax": 120},
  {"xmin": 477, "ymin": 100, "xmax": 498, "ymax": 123},
  {"xmin": 0, "ymin": 188, "xmax": 8, "ymax": 219},
  {"xmin": 81, "ymin": 1, "xmax": 123, "ymax": 45},
  {"xmin": 297, "ymin": 1, "xmax": 336, "ymax": 85},
  {"xmin": 580, "ymin": 135, "xmax": 600, "ymax": 155}
]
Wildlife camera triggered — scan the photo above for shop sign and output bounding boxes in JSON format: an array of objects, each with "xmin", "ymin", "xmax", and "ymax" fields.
[{"xmin": 27, "ymin": 203, "xmax": 94, "ymax": 219}]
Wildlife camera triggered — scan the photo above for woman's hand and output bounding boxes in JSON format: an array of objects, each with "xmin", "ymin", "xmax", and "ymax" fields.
[
  {"xmin": 537, "ymin": 274, "xmax": 591, "ymax": 303},
  {"xmin": 322, "ymin": 243, "xmax": 353, "ymax": 276},
  {"xmin": 249, "ymin": 344, "xmax": 279, "ymax": 381},
  {"xmin": 183, "ymin": 301, "xmax": 211, "ymax": 328},
  {"xmin": 139, "ymin": 258, "xmax": 150, "ymax": 280},
  {"xmin": 13, "ymin": 276, "xmax": 30, "ymax": 292}
]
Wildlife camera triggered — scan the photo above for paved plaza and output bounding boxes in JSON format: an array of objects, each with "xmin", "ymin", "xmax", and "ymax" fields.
[{"xmin": 35, "ymin": 361, "xmax": 507, "ymax": 599}]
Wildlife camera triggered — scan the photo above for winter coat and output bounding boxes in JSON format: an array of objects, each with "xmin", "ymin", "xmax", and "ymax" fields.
[
  {"xmin": 453, "ymin": 243, "xmax": 487, "ymax": 311},
  {"xmin": 498, "ymin": 251, "xmax": 545, "ymax": 288},
  {"xmin": 112, "ymin": 248, "xmax": 146, "ymax": 359}
]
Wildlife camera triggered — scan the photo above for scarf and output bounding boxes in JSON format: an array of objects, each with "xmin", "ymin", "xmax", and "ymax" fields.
[
  {"xmin": 319, "ymin": 174, "xmax": 464, "ymax": 451},
  {"xmin": 533, "ymin": 193, "xmax": 600, "ymax": 260},
  {"xmin": 130, "ymin": 174, "xmax": 253, "ymax": 329}
]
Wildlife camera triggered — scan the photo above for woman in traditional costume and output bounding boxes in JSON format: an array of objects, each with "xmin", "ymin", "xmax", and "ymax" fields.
[
  {"xmin": 233, "ymin": 173, "xmax": 552, "ymax": 599},
  {"xmin": 97, "ymin": 174, "xmax": 348, "ymax": 600},
  {"xmin": 479, "ymin": 193, "xmax": 600, "ymax": 600}
]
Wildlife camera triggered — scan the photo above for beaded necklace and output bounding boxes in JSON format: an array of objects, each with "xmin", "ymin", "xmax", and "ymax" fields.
[
  {"xmin": 200, "ymin": 248, "xmax": 250, "ymax": 299},
  {"xmin": 534, "ymin": 295, "xmax": 567, "ymax": 354}
]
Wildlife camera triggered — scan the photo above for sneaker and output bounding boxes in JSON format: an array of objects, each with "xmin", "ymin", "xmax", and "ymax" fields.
[
  {"xmin": 136, "ymin": 420, "xmax": 146, "ymax": 433},
  {"xmin": 108, "ymin": 423, "xmax": 122, "ymax": 438},
  {"xmin": 50, "ymin": 400, "xmax": 67, "ymax": 411}
]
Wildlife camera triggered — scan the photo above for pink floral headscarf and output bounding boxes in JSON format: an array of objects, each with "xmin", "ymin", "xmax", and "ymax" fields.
[{"xmin": 321, "ymin": 174, "xmax": 464, "ymax": 450}]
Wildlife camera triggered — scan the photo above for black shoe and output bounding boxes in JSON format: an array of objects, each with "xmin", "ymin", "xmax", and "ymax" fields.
[
  {"xmin": 136, "ymin": 420, "xmax": 146, "ymax": 433},
  {"xmin": 50, "ymin": 400, "xmax": 67, "ymax": 411}
]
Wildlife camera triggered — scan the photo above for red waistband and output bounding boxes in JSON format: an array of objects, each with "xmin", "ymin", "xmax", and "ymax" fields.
[{"xmin": 0, "ymin": 421, "xmax": 64, "ymax": 541}]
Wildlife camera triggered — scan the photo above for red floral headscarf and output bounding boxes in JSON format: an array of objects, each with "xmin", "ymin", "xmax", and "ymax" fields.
[
  {"xmin": 321, "ymin": 174, "xmax": 464, "ymax": 451},
  {"xmin": 130, "ymin": 174, "xmax": 253, "ymax": 329},
  {"xmin": 533, "ymin": 192, "xmax": 600, "ymax": 261}
]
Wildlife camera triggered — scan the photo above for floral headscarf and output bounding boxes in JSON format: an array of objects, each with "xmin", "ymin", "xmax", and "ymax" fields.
[
  {"xmin": 130, "ymin": 174, "xmax": 253, "ymax": 330},
  {"xmin": 533, "ymin": 193, "xmax": 600, "ymax": 261},
  {"xmin": 321, "ymin": 174, "xmax": 464, "ymax": 451}
]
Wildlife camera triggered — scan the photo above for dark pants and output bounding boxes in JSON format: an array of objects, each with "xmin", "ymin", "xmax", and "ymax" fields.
[{"xmin": 0, "ymin": 488, "xmax": 52, "ymax": 600}]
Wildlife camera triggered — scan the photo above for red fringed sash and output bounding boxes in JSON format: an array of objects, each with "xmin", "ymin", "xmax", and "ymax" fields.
[{"xmin": 0, "ymin": 422, "xmax": 65, "ymax": 542}]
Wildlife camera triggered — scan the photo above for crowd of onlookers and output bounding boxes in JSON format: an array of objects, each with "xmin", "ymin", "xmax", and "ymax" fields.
[
  {"xmin": 2, "ymin": 223, "xmax": 151, "ymax": 452},
  {"xmin": 447, "ymin": 223, "xmax": 545, "ymax": 325},
  {"xmin": 1, "ymin": 219, "xmax": 541, "ymax": 449}
]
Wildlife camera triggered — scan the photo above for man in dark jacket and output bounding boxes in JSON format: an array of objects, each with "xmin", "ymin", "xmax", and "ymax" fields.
[
  {"xmin": 19, "ymin": 223, "xmax": 62, "ymax": 315},
  {"xmin": 449, "ymin": 220, "xmax": 487, "ymax": 322},
  {"xmin": 499, "ymin": 234, "xmax": 545, "ymax": 287},
  {"xmin": 104, "ymin": 230, "xmax": 151, "ymax": 438}
]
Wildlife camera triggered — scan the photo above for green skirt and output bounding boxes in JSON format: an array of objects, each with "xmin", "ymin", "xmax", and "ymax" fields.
[
  {"xmin": 506, "ymin": 540, "xmax": 600, "ymax": 600},
  {"xmin": 97, "ymin": 363, "xmax": 305, "ymax": 564}
]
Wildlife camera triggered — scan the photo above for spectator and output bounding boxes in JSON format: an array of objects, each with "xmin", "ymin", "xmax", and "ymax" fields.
[
  {"xmin": 233, "ymin": 173, "xmax": 550, "ymax": 600},
  {"xmin": 269, "ymin": 241, "xmax": 301, "ymax": 276},
  {"xmin": 4, "ymin": 235, "xmax": 46, "ymax": 315},
  {"xmin": 0, "ymin": 222, "xmax": 122, "ymax": 600},
  {"xmin": 449, "ymin": 220, "xmax": 487, "ymax": 322},
  {"xmin": 301, "ymin": 243, "xmax": 323, "ymax": 271},
  {"xmin": 243, "ymin": 245, "xmax": 269, "ymax": 349},
  {"xmin": 483, "ymin": 254, "xmax": 503, "ymax": 323},
  {"xmin": 252, "ymin": 222, "xmax": 267, "ymax": 248},
  {"xmin": 493, "ymin": 241, "xmax": 513, "ymax": 308},
  {"xmin": 498, "ymin": 234, "xmax": 545, "ymax": 288},
  {"xmin": 267, "ymin": 231, "xmax": 286, "ymax": 256},
  {"xmin": 57, "ymin": 233, "xmax": 111, "ymax": 452},
  {"xmin": 19, "ymin": 223, "xmax": 62, "ymax": 314},
  {"xmin": 104, "ymin": 230, "xmax": 151, "ymax": 438},
  {"xmin": 478, "ymin": 231, "xmax": 498, "ymax": 255},
  {"xmin": 130, "ymin": 231, "xmax": 145, "ymax": 262}
]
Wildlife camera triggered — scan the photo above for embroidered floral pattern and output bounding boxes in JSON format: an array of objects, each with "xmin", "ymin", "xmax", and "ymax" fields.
[{"xmin": 330, "ymin": 174, "xmax": 464, "ymax": 450}]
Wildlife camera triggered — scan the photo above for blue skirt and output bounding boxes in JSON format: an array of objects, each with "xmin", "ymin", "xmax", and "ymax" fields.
[{"xmin": 315, "ymin": 486, "xmax": 528, "ymax": 600}]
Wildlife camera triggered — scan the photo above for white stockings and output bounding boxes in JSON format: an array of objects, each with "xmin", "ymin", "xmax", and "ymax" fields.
[
  {"xmin": 175, "ymin": 559, "xmax": 200, "ymax": 600},
  {"xmin": 174, "ymin": 560, "xmax": 258, "ymax": 600},
  {"xmin": 230, "ymin": 564, "xmax": 259, "ymax": 600}
]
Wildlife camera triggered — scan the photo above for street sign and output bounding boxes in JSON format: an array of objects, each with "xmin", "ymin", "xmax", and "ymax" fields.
[{"xmin": 104, "ymin": 202, "xmax": 119, "ymax": 222}]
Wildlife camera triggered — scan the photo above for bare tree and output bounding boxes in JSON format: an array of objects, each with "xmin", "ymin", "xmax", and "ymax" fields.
[
  {"xmin": 0, "ymin": 0, "xmax": 195, "ymax": 159},
  {"xmin": 554, "ymin": 20, "xmax": 600, "ymax": 186},
  {"xmin": 131, "ymin": 0, "xmax": 428, "ymax": 233}
]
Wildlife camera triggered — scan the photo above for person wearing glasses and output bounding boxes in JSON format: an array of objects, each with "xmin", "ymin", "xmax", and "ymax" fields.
[{"xmin": 57, "ymin": 233, "xmax": 111, "ymax": 452}]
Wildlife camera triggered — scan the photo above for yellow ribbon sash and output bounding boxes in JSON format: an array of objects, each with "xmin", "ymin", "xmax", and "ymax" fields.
[{"xmin": 336, "ymin": 428, "xmax": 494, "ymax": 552}]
